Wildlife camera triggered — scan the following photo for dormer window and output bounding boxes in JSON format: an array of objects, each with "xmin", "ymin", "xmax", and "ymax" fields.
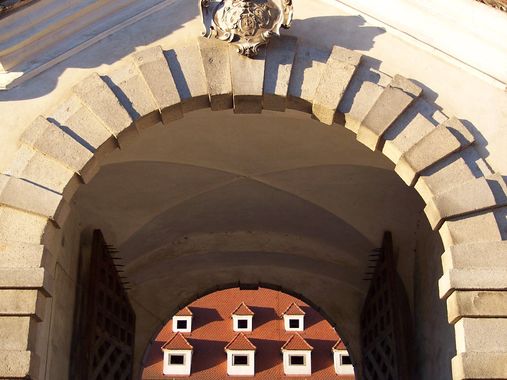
[
  {"xmin": 333, "ymin": 340, "xmax": 354, "ymax": 375},
  {"xmin": 282, "ymin": 302, "xmax": 305, "ymax": 332},
  {"xmin": 172, "ymin": 307, "xmax": 193, "ymax": 333},
  {"xmin": 225, "ymin": 333, "xmax": 256, "ymax": 376},
  {"xmin": 281, "ymin": 333, "xmax": 313, "ymax": 376},
  {"xmin": 161, "ymin": 333, "xmax": 193, "ymax": 376},
  {"xmin": 231, "ymin": 302, "xmax": 254, "ymax": 332}
]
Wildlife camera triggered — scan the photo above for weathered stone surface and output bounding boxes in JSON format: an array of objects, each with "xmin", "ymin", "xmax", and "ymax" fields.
[
  {"xmin": 441, "ymin": 241, "xmax": 507, "ymax": 272},
  {"xmin": 0, "ymin": 175, "xmax": 67, "ymax": 226},
  {"xmin": 165, "ymin": 44, "xmax": 209, "ymax": 113},
  {"xmin": 0, "ymin": 316, "xmax": 38, "ymax": 350},
  {"xmin": 395, "ymin": 117, "xmax": 475, "ymax": 186},
  {"xmin": 312, "ymin": 46, "xmax": 362, "ymax": 125},
  {"xmin": 0, "ymin": 207, "xmax": 48, "ymax": 244},
  {"xmin": 263, "ymin": 35, "xmax": 297, "ymax": 112},
  {"xmin": 0, "ymin": 242, "xmax": 55, "ymax": 275},
  {"xmin": 20, "ymin": 116, "xmax": 98, "ymax": 183},
  {"xmin": 106, "ymin": 61, "xmax": 160, "ymax": 130},
  {"xmin": 229, "ymin": 46, "xmax": 265, "ymax": 114},
  {"xmin": 415, "ymin": 148, "xmax": 490, "ymax": 204},
  {"xmin": 0, "ymin": 350, "xmax": 40, "ymax": 379},
  {"xmin": 356, "ymin": 75, "xmax": 422, "ymax": 151},
  {"xmin": 73, "ymin": 72, "xmax": 135, "ymax": 146},
  {"xmin": 452, "ymin": 352, "xmax": 507, "ymax": 379},
  {"xmin": 339, "ymin": 79, "xmax": 384, "ymax": 133},
  {"xmin": 0, "ymin": 290, "xmax": 45, "ymax": 321},
  {"xmin": 133, "ymin": 46, "xmax": 183, "ymax": 125},
  {"xmin": 439, "ymin": 210, "xmax": 503, "ymax": 249},
  {"xmin": 455, "ymin": 318, "xmax": 507, "ymax": 353},
  {"xmin": 447, "ymin": 291, "xmax": 507, "ymax": 323},
  {"xmin": 198, "ymin": 37, "xmax": 233, "ymax": 111},
  {"xmin": 288, "ymin": 44, "xmax": 330, "ymax": 113},
  {"xmin": 50, "ymin": 95, "xmax": 117, "ymax": 160},
  {"xmin": 382, "ymin": 98, "xmax": 444, "ymax": 164},
  {"xmin": 439, "ymin": 269, "xmax": 507, "ymax": 299},
  {"xmin": 4, "ymin": 146, "xmax": 75, "ymax": 195},
  {"xmin": 0, "ymin": 268, "xmax": 53, "ymax": 296},
  {"xmin": 425, "ymin": 174, "xmax": 507, "ymax": 230}
]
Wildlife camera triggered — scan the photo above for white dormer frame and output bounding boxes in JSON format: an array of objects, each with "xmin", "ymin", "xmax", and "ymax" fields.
[
  {"xmin": 162, "ymin": 349, "xmax": 193, "ymax": 376},
  {"xmin": 232, "ymin": 314, "xmax": 253, "ymax": 332},
  {"xmin": 283, "ymin": 314, "xmax": 304, "ymax": 332},
  {"xmin": 282, "ymin": 349, "xmax": 312, "ymax": 376},
  {"xmin": 226, "ymin": 349, "xmax": 256, "ymax": 376},
  {"xmin": 333, "ymin": 349, "xmax": 354, "ymax": 375},
  {"xmin": 173, "ymin": 315, "xmax": 192, "ymax": 333}
]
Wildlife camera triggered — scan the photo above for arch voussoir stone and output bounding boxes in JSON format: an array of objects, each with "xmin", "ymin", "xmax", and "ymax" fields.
[
  {"xmin": 132, "ymin": 45, "xmax": 183, "ymax": 125},
  {"xmin": 356, "ymin": 75, "xmax": 422, "ymax": 151}
]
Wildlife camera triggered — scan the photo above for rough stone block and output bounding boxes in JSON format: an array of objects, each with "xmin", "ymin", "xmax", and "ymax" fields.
[
  {"xmin": 4, "ymin": 145, "xmax": 75, "ymax": 195},
  {"xmin": 73, "ymin": 72, "xmax": 134, "ymax": 145},
  {"xmin": 339, "ymin": 80, "xmax": 383, "ymax": 133},
  {"xmin": 425, "ymin": 174, "xmax": 507, "ymax": 230},
  {"xmin": 133, "ymin": 46, "xmax": 183, "ymax": 125},
  {"xmin": 439, "ymin": 269, "xmax": 507, "ymax": 299},
  {"xmin": 441, "ymin": 241, "xmax": 507, "ymax": 273},
  {"xmin": 288, "ymin": 44, "xmax": 330, "ymax": 113},
  {"xmin": 0, "ymin": 290, "xmax": 45, "ymax": 321},
  {"xmin": 198, "ymin": 37, "xmax": 233, "ymax": 111},
  {"xmin": 0, "ymin": 207, "xmax": 48, "ymax": 244},
  {"xmin": 21, "ymin": 116, "xmax": 98, "ymax": 183},
  {"xmin": 229, "ymin": 46, "xmax": 265, "ymax": 114},
  {"xmin": 395, "ymin": 117, "xmax": 475, "ymax": 186},
  {"xmin": 447, "ymin": 291, "xmax": 507, "ymax": 324},
  {"xmin": 382, "ymin": 104, "xmax": 437, "ymax": 164},
  {"xmin": 106, "ymin": 61, "xmax": 160, "ymax": 130},
  {"xmin": 0, "ymin": 316, "xmax": 38, "ymax": 350},
  {"xmin": 263, "ymin": 35, "xmax": 297, "ymax": 112},
  {"xmin": 0, "ymin": 268, "xmax": 53, "ymax": 296},
  {"xmin": 356, "ymin": 75, "xmax": 422, "ymax": 151},
  {"xmin": 452, "ymin": 352, "xmax": 507, "ymax": 379},
  {"xmin": 0, "ymin": 242, "xmax": 55, "ymax": 275},
  {"xmin": 312, "ymin": 46, "xmax": 362, "ymax": 125},
  {"xmin": 0, "ymin": 350, "xmax": 40, "ymax": 379},
  {"xmin": 415, "ymin": 148, "xmax": 490, "ymax": 204},
  {"xmin": 165, "ymin": 44, "xmax": 209, "ymax": 113},
  {"xmin": 439, "ymin": 210, "xmax": 503, "ymax": 249},
  {"xmin": 455, "ymin": 318, "xmax": 507, "ymax": 353},
  {"xmin": 50, "ymin": 95, "xmax": 117, "ymax": 160},
  {"xmin": 0, "ymin": 175, "xmax": 66, "ymax": 226}
]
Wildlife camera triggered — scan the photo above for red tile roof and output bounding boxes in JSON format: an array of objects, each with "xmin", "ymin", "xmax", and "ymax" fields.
[
  {"xmin": 231, "ymin": 302, "xmax": 254, "ymax": 316},
  {"xmin": 142, "ymin": 287, "xmax": 354, "ymax": 379},
  {"xmin": 282, "ymin": 302, "xmax": 305, "ymax": 316},
  {"xmin": 225, "ymin": 333, "xmax": 256, "ymax": 351},
  {"xmin": 175, "ymin": 307, "xmax": 193, "ymax": 317},
  {"xmin": 333, "ymin": 339, "xmax": 347, "ymax": 351},
  {"xmin": 281, "ymin": 333, "xmax": 314, "ymax": 351},
  {"xmin": 161, "ymin": 333, "xmax": 193, "ymax": 351}
]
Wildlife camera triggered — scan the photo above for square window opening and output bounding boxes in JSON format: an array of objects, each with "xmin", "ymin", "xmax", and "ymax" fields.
[
  {"xmin": 237, "ymin": 319, "xmax": 248, "ymax": 329},
  {"xmin": 233, "ymin": 355, "xmax": 249, "ymax": 366},
  {"xmin": 341, "ymin": 354, "xmax": 352, "ymax": 365},
  {"xmin": 290, "ymin": 355, "xmax": 305, "ymax": 366},
  {"xmin": 176, "ymin": 320, "xmax": 188, "ymax": 330},
  {"xmin": 169, "ymin": 355, "xmax": 185, "ymax": 365},
  {"xmin": 289, "ymin": 319, "xmax": 300, "ymax": 329}
]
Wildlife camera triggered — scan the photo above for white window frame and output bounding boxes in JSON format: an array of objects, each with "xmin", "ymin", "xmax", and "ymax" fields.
[
  {"xmin": 168, "ymin": 354, "xmax": 186, "ymax": 366},
  {"xmin": 232, "ymin": 354, "xmax": 249, "ymax": 366},
  {"xmin": 289, "ymin": 354, "xmax": 306, "ymax": 366}
]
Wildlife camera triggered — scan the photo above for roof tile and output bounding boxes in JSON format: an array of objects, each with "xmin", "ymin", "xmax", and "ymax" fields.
[
  {"xmin": 225, "ymin": 333, "xmax": 256, "ymax": 351},
  {"xmin": 281, "ymin": 333, "xmax": 314, "ymax": 351},
  {"xmin": 161, "ymin": 333, "xmax": 193, "ymax": 351}
]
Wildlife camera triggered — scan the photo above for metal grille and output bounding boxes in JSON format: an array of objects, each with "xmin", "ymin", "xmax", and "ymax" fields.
[
  {"xmin": 70, "ymin": 230, "xmax": 135, "ymax": 380},
  {"xmin": 360, "ymin": 232, "xmax": 411, "ymax": 380}
]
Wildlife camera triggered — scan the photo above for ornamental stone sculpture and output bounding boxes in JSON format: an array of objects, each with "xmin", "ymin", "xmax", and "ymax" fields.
[{"xmin": 200, "ymin": 0, "xmax": 293, "ymax": 57}]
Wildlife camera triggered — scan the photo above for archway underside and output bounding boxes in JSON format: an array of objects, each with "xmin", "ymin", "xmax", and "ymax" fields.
[{"xmin": 0, "ymin": 36, "xmax": 506, "ymax": 380}]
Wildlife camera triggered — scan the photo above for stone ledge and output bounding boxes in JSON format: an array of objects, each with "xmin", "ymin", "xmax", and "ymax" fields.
[
  {"xmin": 439, "ymin": 269, "xmax": 507, "ymax": 300},
  {"xmin": 0, "ymin": 268, "xmax": 53, "ymax": 297},
  {"xmin": 447, "ymin": 291, "xmax": 507, "ymax": 324},
  {"xmin": 441, "ymin": 241, "xmax": 507, "ymax": 272},
  {"xmin": 455, "ymin": 318, "xmax": 507, "ymax": 353},
  {"xmin": 0, "ymin": 290, "xmax": 45, "ymax": 321},
  {"xmin": 452, "ymin": 352, "xmax": 507, "ymax": 379},
  {"xmin": 0, "ymin": 350, "xmax": 40, "ymax": 379}
]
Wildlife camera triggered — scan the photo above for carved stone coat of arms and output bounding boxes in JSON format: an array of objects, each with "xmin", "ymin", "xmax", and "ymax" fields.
[{"xmin": 200, "ymin": 0, "xmax": 293, "ymax": 57}]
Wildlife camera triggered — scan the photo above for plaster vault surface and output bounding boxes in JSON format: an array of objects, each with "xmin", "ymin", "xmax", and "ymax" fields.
[{"xmin": 0, "ymin": 0, "xmax": 506, "ymax": 379}]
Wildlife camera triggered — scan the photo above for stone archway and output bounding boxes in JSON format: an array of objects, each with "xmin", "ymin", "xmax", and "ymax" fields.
[{"xmin": 0, "ymin": 36, "xmax": 506, "ymax": 380}]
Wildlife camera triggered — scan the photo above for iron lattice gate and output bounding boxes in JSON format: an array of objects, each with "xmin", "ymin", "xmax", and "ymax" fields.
[
  {"xmin": 360, "ymin": 232, "xmax": 412, "ymax": 380},
  {"xmin": 70, "ymin": 230, "xmax": 136, "ymax": 380}
]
